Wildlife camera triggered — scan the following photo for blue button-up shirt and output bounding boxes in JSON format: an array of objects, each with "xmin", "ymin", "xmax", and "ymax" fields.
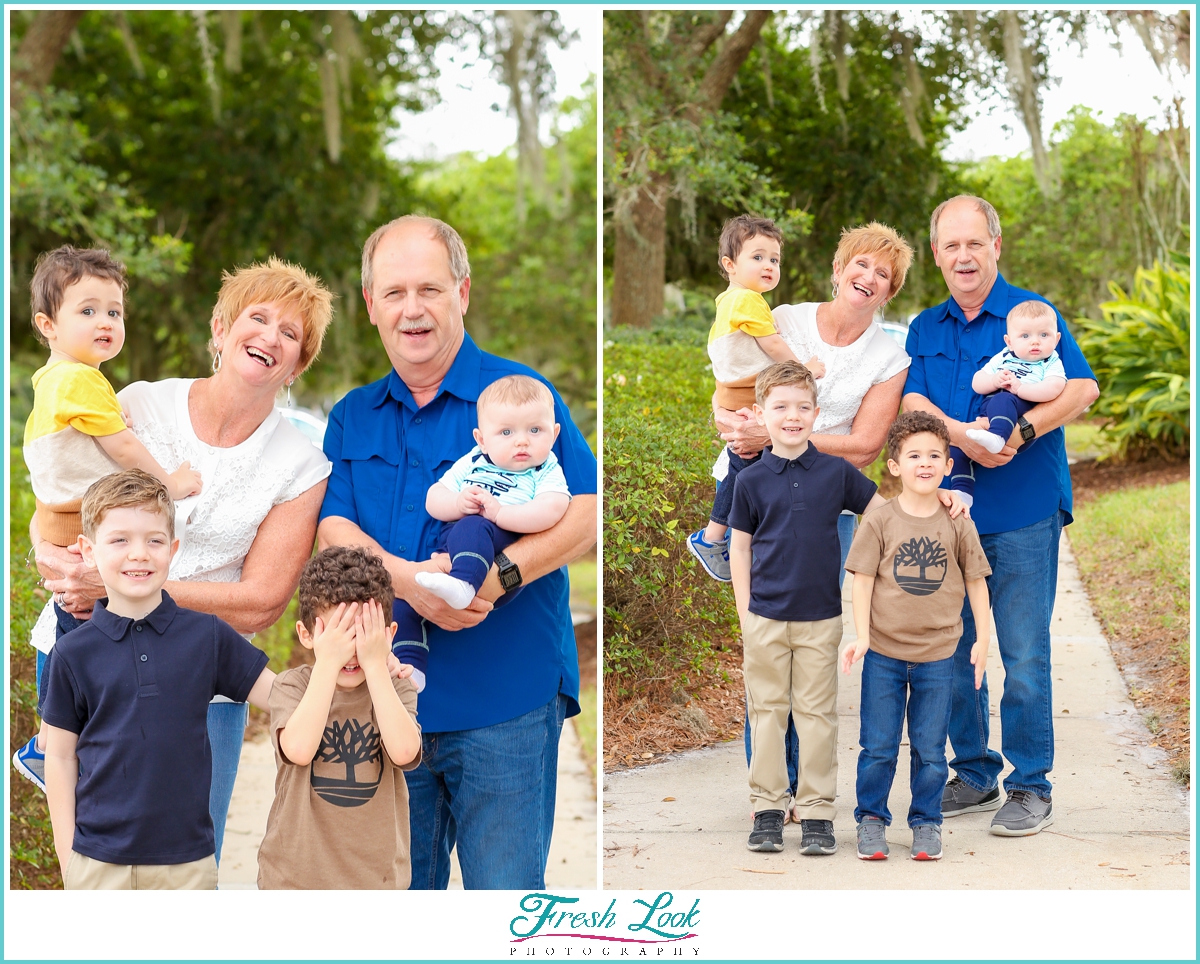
[
  {"xmin": 319, "ymin": 334, "xmax": 597, "ymax": 732},
  {"xmin": 905, "ymin": 274, "xmax": 1096, "ymax": 535}
]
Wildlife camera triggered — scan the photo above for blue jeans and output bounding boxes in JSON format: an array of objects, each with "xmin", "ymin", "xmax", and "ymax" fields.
[
  {"xmin": 207, "ymin": 701, "xmax": 248, "ymax": 866},
  {"xmin": 948, "ymin": 510, "xmax": 1064, "ymax": 798},
  {"xmin": 406, "ymin": 693, "xmax": 567, "ymax": 889},
  {"xmin": 743, "ymin": 512, "xmax": 858, "ymax": 794},
  {"xmin": 36, "ymin": 602, "xmax": 89, "ymax": 716},
  {"xmin": 710, "ymin": 450, "xmax": 758, "ymax": 528},
  {"xmin": 854, "ymin": 649, "xmax": 954, "ymax": 827}
]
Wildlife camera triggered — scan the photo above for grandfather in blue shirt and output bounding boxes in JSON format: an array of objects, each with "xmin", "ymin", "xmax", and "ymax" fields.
[
  {"xmin": 317, "ymin": 216, "xmax": 597, "ymax": 889},
  {"xmin": 903, "ymin": 195, "xmax": 1098, "ymax": 837}
]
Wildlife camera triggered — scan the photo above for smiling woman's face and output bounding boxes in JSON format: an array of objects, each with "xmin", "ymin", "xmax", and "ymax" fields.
[
  {"xmin": 212, "ymin": 301, "xmax": 304, "ymax": 391},
  {"xmin": 832, "ymin": 249, "xmax": 895, "ymax": 314}
]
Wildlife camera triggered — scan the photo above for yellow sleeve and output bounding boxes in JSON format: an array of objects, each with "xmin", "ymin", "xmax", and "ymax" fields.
[
  {"xmin": 50, "ymin": 365, "xmax": 127, "ymax": 437},
  {"xmin": 726, "ymin": 290, "xmax": 777, "ymax": 338}
]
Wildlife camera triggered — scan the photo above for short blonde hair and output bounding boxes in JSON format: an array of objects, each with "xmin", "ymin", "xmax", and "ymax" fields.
[
  {"xmin": 831, "ymin": 223, "xmax": 915, "ymax": 301},
  {"xmin": 81, "ymin": 469, "xmax": 175, "ymax": 541},
  {"xmin": 755, "ymin": 360, "xmax": 818, "ymax": 407},
  {"xmin": 361, "ymin": 215, "xmax": 471, "ymax": 293},
  {"xmin": 476, "ymin": 374, "xmax": 554, "ymax": 418},
  {"xmin": 210, "ymin": 257, "xmax": 333, "ymax": 375},
  {"xmin": 1007, "ymin": 299, "xmax": 1057, "ymax": 329}
]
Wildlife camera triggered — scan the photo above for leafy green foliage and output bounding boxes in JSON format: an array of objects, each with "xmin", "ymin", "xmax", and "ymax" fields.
[
  {"xmin": 602, "ymin": 344, "xmax": 737, "ymax": 694},
  {"xmin": 424, "ymin": 89, "xmax": 597, "ymax": 431},
  {"xmin": 1077, "ymin": 255, "xmax": 1190, "ymax": 459},
  {"xmin": 9, "ymin": 448, "xmax": 61, "ymax": 889},
  {"xmin": 964, "ymin": 107, "xmax": 1190, "ymax": 326}
]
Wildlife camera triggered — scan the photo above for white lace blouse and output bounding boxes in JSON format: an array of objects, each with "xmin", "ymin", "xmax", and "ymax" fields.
[
  {"xmin": 712, "ymin": 302, "xmax": 910, "ymax": 479},
  {"xmin": 31, "ymin": 378, "xmax": 330, "ymax": 654}
]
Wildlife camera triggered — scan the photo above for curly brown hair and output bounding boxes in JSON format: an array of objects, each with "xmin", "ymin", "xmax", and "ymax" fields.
[
  {"xmin": 297, "ymin": 546, "xmax": 394, "ymax": 631},
  {"xmin": 886, "ymin": 410, "xmax": 951, "ymax": 463}
]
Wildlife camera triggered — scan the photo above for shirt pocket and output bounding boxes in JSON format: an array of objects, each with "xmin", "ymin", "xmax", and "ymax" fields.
[
  {"xmin": 912, "ymin": 324, "xmax": 959, "ymax": 405},
  {"xmin": 341, "ymin": 432, "xmax": 401, "ymax": 539}
]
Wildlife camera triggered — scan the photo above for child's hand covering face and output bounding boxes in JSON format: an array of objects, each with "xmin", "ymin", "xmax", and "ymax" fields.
[
  {"xmin": 354, "ymin": 599, "xmax": 396, "ymax": 673},
  {"xmin": 312, "ymin": 602, "xmax": 359, "ymax": 671}
]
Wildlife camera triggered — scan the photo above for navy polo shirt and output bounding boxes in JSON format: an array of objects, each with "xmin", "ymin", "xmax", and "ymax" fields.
[
  {"xmin": 729, "ymin": 444, "xmax": 877, "ymax": 622},
  {"xmin": 319, "ymin": 333, "xmax": 598, "ymax": 732},
  {"xmin": 41, "ymin": 593, "xmax": 268, "ymax": 866},
  {"xmin": 905, "ymin": 274, "xmax": 1096, "ymax": 535}
]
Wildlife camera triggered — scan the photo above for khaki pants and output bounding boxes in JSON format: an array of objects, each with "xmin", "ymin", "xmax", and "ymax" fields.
[
  {"xmin": 743, "ymin": 612, "xmax": 842, "ymax": 817},
  {"xmin": 63, "ymin": 851, "xmax": 217, "ymax": 890}
]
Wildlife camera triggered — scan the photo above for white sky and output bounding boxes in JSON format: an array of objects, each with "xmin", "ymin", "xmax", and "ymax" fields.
[
  {"xmin": 389, "ymin": 7, "xmax": 598, "ymax": 160},
  {"xmin": 944, "ymin": 17, "xmax": 1191, "ymax": 161}
]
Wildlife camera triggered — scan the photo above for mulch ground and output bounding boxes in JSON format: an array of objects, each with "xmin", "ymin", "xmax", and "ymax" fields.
[
  {"xmin": 604, "ymin": 454, "xmax": 1191, "ymax": 777},
  {"xmin": 1069, "ymin": 455, "xmax": 1191, "ymax": 783}
]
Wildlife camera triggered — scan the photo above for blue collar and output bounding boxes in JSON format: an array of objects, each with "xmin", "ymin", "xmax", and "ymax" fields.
[
  {"xmin": 90, "ymin": 592, "xmax": 180, "ymax": 640},
  {"xmin": 761, "ymin": 442, "xmax": 820, "ymax": 472},
  {"xmin": 942, "ymin": 273, "xmax": 1014, "ymax": 325},
  {"xmin": 379, "ymin": 332, "xmax": 485, "ymax": 411}
]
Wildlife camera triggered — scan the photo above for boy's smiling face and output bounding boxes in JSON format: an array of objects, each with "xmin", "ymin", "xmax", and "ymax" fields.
[
  {"xmin": 723, "ymin": 234, "xmax": 781, "ymax": 294},
  {"xmin": 887, "ymin": 431, "xmax": 952, "ymax": 496},
  {"xmin": 36, "ymin": 276, "xmax": 125, "ymax": 368},
  {"xmin": 754, "ymin": 383, "xmax": 818, "ymax": 459},
  {"xmin": 80, "ymin": 505, "xmax": 178, "ymax": 619}
]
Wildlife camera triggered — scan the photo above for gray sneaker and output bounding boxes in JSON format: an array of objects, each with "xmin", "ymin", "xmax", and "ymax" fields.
[
  {"xmin": 989, "ymin": 790, "xmax": 1054, "ymax": 836},
  {"xmin": 942, "ymin": 776, "xmax": 1001, "ymax": 817},
  {"xmin": 856, "ymin": 817, "xmax": 889, "ymax": 860},
  {"xmin": 686, "ymin": 529, "xmax": 731, "ymax": 582},
  {"xmin": 911, "ymin": 824, "xmax": 943, "ymax": 860}
]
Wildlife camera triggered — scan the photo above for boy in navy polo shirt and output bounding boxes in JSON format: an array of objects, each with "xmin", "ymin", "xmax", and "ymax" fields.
[
  {"xmin": 728, "ymin": 361, "xmax": 884, "ymax": 856},
  {"xmin": 42, "ymin": 470, "xmax": 273, "ymax": 889}
]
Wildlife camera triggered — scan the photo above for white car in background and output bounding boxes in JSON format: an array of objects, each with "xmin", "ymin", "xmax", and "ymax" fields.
[
  {"xmin": 280, "ymin": 407, "xmax": 327, "ymax": 448},
  {"xmin": 879, "ymin": 321, "xmax": 910, "ymax": 351}
]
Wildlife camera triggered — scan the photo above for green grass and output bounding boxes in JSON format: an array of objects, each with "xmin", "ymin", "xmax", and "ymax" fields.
[
  {"xmin": 1070, "ymin": 480, "xmax": 1190, "ymax": 657},
  {"xmin": 568, "ymin": 556, "xmax": 597, "ymax": 613}
]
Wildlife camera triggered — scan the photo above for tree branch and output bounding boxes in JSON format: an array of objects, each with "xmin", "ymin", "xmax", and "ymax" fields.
[{"xmin": 696, "ymin": 11, "xmax": 771, "ymax": 114}]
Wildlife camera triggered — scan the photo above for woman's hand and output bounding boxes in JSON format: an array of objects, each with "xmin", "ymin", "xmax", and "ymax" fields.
[
  {"xmin": 35, "ymin": 541, "xmax": 104, "ymax": 619},
  {"xmin": 713, "ymin": 404, "xmax": 769, "ymax": 459},
  {"xmin": 937, "ymin": 489, "xmax": 971, "ymax": 519}
]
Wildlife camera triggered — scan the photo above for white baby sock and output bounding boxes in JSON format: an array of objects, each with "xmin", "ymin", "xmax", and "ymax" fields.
[
  {"xmin": 416, "ymin": 571, "xmax": 476, "ymax": 610},
  {"xmin": 965, "ymin": 427, "xmax": 1006, "ymax": 455}
]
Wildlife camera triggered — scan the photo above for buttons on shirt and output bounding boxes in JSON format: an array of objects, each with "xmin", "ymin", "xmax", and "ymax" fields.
[
  {"xmin": 406, "ymin": 504, "xmax": 414, "ymax": 511},
  {"xmin": 135, "ymin": 625, "xmax": 143, "ymax": 632},
  {"xmin": 140, "ymin": 654, "xmax": 148, "ymax": 662},
  {"xmin": 414, "ymin": 417, "xmax": 422, "ymax": 425},
  {"xmin": 410, "ymin": 459, "xmax": 420, "ymax": 467}
]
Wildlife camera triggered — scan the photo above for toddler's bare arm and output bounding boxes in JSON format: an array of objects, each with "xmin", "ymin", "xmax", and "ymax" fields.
[
  {"xmin": 94, "ymin": 429, "xmax": 202, "ymax": 499},
  {"xmin": 493, "ymin": 492, "xmax": 571, "ymax": 534}
]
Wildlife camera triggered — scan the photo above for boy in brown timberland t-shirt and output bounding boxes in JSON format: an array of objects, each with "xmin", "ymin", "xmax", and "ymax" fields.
[
  {"xmin": 842, "ymin": 411, "xmax": 992, "ymax": 863},
  {"xmin": 257, "ymin": 547, "xmax": 422, "ymax": 889}
]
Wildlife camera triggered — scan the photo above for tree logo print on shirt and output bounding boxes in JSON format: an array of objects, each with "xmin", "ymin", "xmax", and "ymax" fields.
[
  {"xmin": 310, "ymin": 717, "xmax": 382, "ymax": 807},
  {"xmin": 893, "ymin": 536, "xmax": 948, "ymax": 596}
]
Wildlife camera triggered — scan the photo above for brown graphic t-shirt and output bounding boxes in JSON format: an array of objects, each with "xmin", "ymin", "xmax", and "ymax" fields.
[
  {"xmin": 257, "ymin": 666, "xmax": 421, "ymax": 889},
  {"xmin": 845, "ymin": 500, "xmax": 992, "ymax": 662}
]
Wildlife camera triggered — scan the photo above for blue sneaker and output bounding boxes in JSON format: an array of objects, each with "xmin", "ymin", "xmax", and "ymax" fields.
[
  {"xmin": 687, "ymin": 529, "xmax": 731, "ymax": 582},
  {"xmin": 13, "ymin": 735, "xmax": 46, "ymax": 793}
]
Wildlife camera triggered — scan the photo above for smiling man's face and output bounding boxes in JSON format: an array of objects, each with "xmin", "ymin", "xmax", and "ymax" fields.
[
  {"xmin": 931, "ymin": 199, "xmax": 1002, "ymax": 311},
  {"xmin": 363, "ymin": 223, "xmax": 470, "ymax": 385}
]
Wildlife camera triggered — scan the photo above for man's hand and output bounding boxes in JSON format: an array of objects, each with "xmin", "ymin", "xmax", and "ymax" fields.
[
  {"xmin": 400, "ymin": 556, "xmax": 493, "ymax": 631},
  {"xmin": 713, "ymin": 404, "xmax": 769, "ymax": 458},
  {"xmin": 955, "ymin": 432, "xmax": 1017, "ymax": 469},
  {"xmin": 311, "ymin": 602, "xmax": 359, "ymax": 672}
]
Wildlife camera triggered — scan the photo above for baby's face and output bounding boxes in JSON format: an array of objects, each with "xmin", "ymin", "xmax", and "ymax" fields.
[
  {"xmin": 39, "ymin": 276, "xmax": 126, "ymax": 367},
  {"xmin": 723, "ymin": 234, "xmax": 781, "ymax": 293},
  {"xmin": 1004, "ymin": 311, "xmax": 1059, "ymax": 361},
  {"xmin": 473, "ymin": 400, "xmax": 559, "ymax": 472}
]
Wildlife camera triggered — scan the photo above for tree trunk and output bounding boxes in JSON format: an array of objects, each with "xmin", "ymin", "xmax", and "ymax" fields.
[
  {"xmin": 11, "ymin": 10, "xmax": 85, "ymax": 100},
  {"xmin": 611, "ymin": 177, "xmax": 668, "ymax": 328}
]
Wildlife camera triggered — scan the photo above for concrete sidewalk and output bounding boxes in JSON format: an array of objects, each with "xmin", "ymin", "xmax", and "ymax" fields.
[
  {"xmin": 603, "ymin": 534, "xmax": 1191, "ymax": 889},
  {"xmin": 219, "ymin": 716, "xmax": 597, "ymax": 889}
]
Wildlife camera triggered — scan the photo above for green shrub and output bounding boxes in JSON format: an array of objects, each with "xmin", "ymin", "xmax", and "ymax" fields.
[
  {"xmin": 1076, "ymin": 256, "xmax": 1190, "ymax": 460},
  {"xmin": 602, "ymin": 342, "xmax": 737, "ymax": 695}
]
